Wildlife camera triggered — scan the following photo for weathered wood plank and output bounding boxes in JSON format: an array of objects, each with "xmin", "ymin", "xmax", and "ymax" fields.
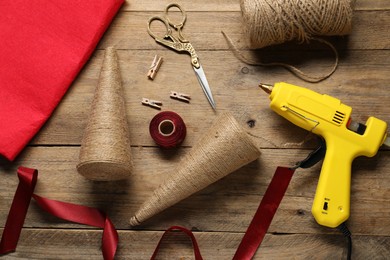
[
  {"xmin": 351, "ymin": 0, "xmax": 390, "ymax": 11},
  {"xmin": 97, "ymin": 10, "xmax": 390, "ymax": 50},
  {"xmin": 1, "ymin": 2, "xmax": 390, "ymax": 259},
  {"xmin": 121, "ymin": 0, "xmax": 240, "ymax": 12},
  {"xmin": 1, "ymin": 147, "xmax": 389, "ymax": 236},
  {"xmin": 120, "ymin": 0, "xmax": 390, "ymax": 12},
  {"xmin": 30, "ymin": 49, "xmax": 390, "ymax": 147},
  {"xmin": 2, "ymin": 228, "xmax": 389, "ymax": 259}
]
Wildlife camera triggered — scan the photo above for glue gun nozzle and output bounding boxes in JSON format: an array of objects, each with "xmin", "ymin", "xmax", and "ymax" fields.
[{"xmin": 259, "ymin": 83, "xmax": 273, "ymax": 94}]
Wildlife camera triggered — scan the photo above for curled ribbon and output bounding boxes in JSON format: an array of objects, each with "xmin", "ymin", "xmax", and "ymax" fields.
[
  {"xmin": 0, "ymin": 166, "xmax": 118, "ymax": 260},
  {"xmin": 151, "ymin": 226, "xmax": 203, "ymax": 260},
  {"xmin": 0, "ymin": 166, "xmax": 297, "ymax": 259},
  {"xmin": 150, "ymin": 167, "xmax": 295, "ymax": 260}
]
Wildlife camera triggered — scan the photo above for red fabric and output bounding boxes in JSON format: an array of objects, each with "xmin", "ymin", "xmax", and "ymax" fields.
[
  {"xmin": 0, "ymin": 0, "xmax": 124, "ymax": 161},
  {"xmin": 233, "ymin": 167, "xmax": 295, "ymax": 260},
  {"xmin": 0, "ymin": 166, "xmax": 118, "ymax": 260}
]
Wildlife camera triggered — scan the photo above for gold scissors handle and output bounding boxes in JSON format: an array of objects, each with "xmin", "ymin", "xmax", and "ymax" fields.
[
  {"xmin": 147, "ymin": 16, "xmax": 171, "ymax": 41},
  {"xmin": 147, "ymin": 4, "xmax": 200, "ymax": 68},
  {"xmin": 164, "ymin": 3, "xmax": 188, "ymax": 43}
]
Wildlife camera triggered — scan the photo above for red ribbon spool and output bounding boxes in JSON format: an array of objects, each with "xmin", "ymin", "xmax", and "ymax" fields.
[{"xmin": 149, "ymin": 111, "xmax": 186, "ymax": 148}]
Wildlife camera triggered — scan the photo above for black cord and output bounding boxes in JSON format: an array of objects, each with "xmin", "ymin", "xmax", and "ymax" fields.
[{"xmin": 337, "ymin": 222, "xmax": 352, "ymax": 260}]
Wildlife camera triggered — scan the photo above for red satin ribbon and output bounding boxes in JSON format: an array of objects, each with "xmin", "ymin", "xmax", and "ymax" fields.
[
  {"xmin": 1, "ymin": 166, "xmax": 294, "ymax": 259},
  {"xmin": 150, "ymin": 167, "xmax": 295, "ymax": 260},
  {"xmin": 233, "ymin": 166, "xmax": 295, "ymax": 260},
  {"xmin": 0, "ymin": 167, "xmax": 37, "ymax": 254},
  {"xmin": 0, "ymin": 166, "xmax": 118, "ymax": 260},
  {"xmin": 151, "ymin": 226, "xmax": 203, "ymax": 260}
]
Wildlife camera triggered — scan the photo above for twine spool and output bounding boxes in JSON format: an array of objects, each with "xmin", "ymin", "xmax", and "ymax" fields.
[
  {"xmin": 149, "ymin": 111, "xmax": 187, "ymax": 148},
  {"xmin": 241, "ymin": 0, "xmax": 354, "ymax": 49},
  {"xmin": 130, "ymin": 112, "xmax": 261, "ymax": 226},
  {"xmin": 77, "ymin": 47, "xmax": 133, "ymax": 181},
  {"xmin": 224, "ymin": 0, "xmax": 355, "ymax": 82}
]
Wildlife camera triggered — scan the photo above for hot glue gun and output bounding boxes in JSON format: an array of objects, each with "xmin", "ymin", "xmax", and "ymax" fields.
[{"xmin": 260, "ymin": 82, "xmax": 389, "ymax": 228}]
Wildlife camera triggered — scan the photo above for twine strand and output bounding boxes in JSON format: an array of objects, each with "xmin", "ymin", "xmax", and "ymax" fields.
[{"xmin": 222, "ymin": 31, "xmax": 339, "ymax": 83}]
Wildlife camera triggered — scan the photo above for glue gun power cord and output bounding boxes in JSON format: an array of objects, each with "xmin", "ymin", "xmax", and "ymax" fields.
[{"xmin": 337, "ymin": 222, "xmax": 352, "ymax": 260}]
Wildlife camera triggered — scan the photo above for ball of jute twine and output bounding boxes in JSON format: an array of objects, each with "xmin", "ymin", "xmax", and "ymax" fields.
[
  {"xmin": 129, "ymin": 112, "xmax": 261, "ymax": 226},
  {"xmin": 77, "ymin": 47, "xmax": 133, "ymax": 181},
  {"xmin": 223, "ymin": 0, "xmax": 356, "ymax": 82},
  {"xmin": 241, "ymin": 0, "xmax": 355, "ymax": 49}
]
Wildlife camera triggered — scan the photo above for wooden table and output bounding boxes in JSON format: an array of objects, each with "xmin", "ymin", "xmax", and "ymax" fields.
[{"xmin": 1, "ymin": 0, "xmax": 390, "ymax": 259}]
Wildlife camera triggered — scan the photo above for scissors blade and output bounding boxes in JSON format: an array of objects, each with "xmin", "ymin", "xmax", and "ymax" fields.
[{"xmin": 193, "ymin": 64, "xmax": 216, "ymax": 110}]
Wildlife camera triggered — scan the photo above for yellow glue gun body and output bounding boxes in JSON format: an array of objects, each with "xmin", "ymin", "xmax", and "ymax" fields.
[{"xmin": 268, "ymin": 82, "xmax": 388, "ymax": 228}]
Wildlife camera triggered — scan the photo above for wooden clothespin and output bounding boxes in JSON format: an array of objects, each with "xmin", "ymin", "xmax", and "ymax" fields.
[
  {"xmin": 142, "ymin": 98, "xmax": 162, "ymax": 110},
  {"xmin": 170, "ymin": 91, "xmax": 191, "ymax": 103},
  {"xmin": 147, "ymin": 55, "xmax": 163, "ymax": 80}
]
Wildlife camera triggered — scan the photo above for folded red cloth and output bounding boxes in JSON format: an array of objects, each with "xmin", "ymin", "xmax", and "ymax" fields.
[{"xmin": 0, "ymin": 0, "xmax": 124, "ymax": 161}]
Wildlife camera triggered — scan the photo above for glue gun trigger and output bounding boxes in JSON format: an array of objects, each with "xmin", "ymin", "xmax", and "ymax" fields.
[{"xmin": 295, "ymin": 137, "xmax": 326, "ymax": 169}]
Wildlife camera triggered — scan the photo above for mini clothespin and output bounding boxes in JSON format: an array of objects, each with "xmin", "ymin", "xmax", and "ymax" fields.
[
  {"xmin": 142, "ymin": 98, "xmax": 162, "ymax": 110},
  {"xmin": 170, "ymin": 91, "xmax": 191, "ymax": 103},
  {"xmin": 147, "ymin": 55, "xmax": 163, "ymax": 80}
]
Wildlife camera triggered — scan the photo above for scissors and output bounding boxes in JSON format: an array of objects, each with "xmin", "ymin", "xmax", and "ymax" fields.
[{"xmin": 147, "ymin": 3, "xmax": 216, "ymax": 110}]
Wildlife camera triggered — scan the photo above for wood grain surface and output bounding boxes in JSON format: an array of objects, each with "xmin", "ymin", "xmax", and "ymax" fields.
[{"xmin": 1, "ymin": 0, "xmax": 389, "ymax": 259}]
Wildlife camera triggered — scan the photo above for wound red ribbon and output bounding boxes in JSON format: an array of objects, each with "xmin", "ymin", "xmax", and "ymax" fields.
[{"xmin": 149, "ymin": 111, "xmax": 187, "ymax": 148}]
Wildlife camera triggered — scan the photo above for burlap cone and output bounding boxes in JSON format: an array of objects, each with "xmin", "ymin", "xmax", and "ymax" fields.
[
  {"xmin": 77, "ymin": 47, "xmax": 133, "ymax": 181},
  {"xmin": 129, "ymin": 112, "xmax": 261, "ymax": 226}
]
